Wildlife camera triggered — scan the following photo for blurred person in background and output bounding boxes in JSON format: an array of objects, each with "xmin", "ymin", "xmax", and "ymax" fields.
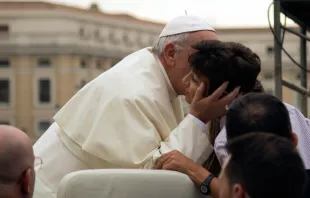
[
  {"xmin": 215, "ymin": 88, "xmax": 310, "ymax": 169},
  {"xmin": 219, "ymin": 133, "xmax": 307, "ymax": 198},
  {"xmin": 0, "ymin": 125, "xmax": 35, "ymax": 198},
  {"xmin": 156, "ymin": 93, "xmax": 310, "ymax": 198}
]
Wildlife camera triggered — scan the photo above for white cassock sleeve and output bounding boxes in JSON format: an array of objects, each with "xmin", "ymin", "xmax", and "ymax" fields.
[
  {"xmin": 57, "ymin": 96, "xmax": 213, "ymax": 169},
  {"xmin": 119, "ymin": 98, "xmax": 212, "ymax": 169},
  {"xmin": 162, "ymin": 115, "xmax": 212, "ymax": 165},
  {"xmin": 131, "ymin": 109, "xmax": 212, "ymax": 169}
]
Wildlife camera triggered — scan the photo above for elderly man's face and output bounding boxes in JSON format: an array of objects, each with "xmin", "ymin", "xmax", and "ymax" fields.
[{"xmin": 164, "ymin": 30, "xmax": 216, "ymax": 95}]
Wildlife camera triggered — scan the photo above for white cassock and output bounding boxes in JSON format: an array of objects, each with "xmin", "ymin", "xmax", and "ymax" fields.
[{"xmin": 33, "ymin": 48, "xmax": 213, "ymax": 198}]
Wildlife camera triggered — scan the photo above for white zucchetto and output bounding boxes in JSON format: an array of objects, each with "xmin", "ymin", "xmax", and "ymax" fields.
[{"xmin": 159, "ymin": 15, "xmax": 215, "ymax": 38}]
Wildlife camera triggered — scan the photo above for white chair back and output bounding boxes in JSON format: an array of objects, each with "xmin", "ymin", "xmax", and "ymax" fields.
[{"xmin": 57, "ymin": 169, "xmax": 207, "ymax": 198}]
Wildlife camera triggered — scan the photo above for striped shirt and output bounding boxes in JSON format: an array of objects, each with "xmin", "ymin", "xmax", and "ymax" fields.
[{"xmin": 214, "ymin": 103, "xmax": 310, "ymax": 169}]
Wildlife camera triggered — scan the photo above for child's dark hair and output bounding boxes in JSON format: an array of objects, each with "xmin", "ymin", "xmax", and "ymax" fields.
[
  {"xmin": 190, "ymin": 40, "xmax": 262, "ymax": 176},
  {"xmin": 189, "ymin": 40, "xmax": 261, "ymax": 96}
]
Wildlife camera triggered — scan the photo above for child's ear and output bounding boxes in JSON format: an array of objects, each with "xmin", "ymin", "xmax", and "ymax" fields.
[{"xmin": 291, "ymin": 132, "xmax": 298, "ymax": 147}]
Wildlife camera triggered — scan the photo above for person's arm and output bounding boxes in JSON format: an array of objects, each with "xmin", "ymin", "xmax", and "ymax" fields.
[
  {"xmin": 147, "ymin": 81, "xmax": 240, "ymax": 168},
  {"xmin": 55, "ymin": 81, "xmax": 238, "ymax": 169},
  {"xmin": 156, "ymin": 83, "xmax": 240, "ymax": 167},
  {"xmin": 155, "ymin": 150, "xmax": 220, "ymax": 198},
  {"xmin": 187, "ymin": 164, "xmax": 220, "ymax": 198},
  {"xmin": 164, "ymin": 82, "xmax": 240, "ymax": 166},
  {"xmin": 136, "ymin": 99, "xmax": 213, "ymax": 169},
  {"xmin": 57, "ymin": 93, "xmax": 212, "ymax": 169},
  {"xmin": 163, "ymin": 114, "xmax": 212, "ymax": 166}
]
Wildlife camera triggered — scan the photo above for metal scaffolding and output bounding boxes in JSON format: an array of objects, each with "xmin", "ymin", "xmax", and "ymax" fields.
[{"xmin": 273, "ymin": 0, "xmax": 309, "ymax": 117}]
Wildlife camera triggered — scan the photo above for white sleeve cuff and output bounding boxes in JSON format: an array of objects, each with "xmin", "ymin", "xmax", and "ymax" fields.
[
  {"xmin": 169, "ymin": 115, "xmax": 213, "ymax": 164},
  {"xmin": 188, "ymin": 114, "xmax": 207, "ymax": 132}
]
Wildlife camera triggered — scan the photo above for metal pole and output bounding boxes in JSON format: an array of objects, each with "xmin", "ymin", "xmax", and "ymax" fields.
[
  {"xmin": 282, "ymin": 79, "xmax": 310, "ymax": 96},
  {"xmin": 274, "ymin": 0, "xmax": 282, "ymax": 99},
  {"xmin": 300, "ymin": 26, "xmax": 308, "ymax": 117},
  {"xmin": 281, "ymin": 26, "xmax": 310, "ymax": 42}
]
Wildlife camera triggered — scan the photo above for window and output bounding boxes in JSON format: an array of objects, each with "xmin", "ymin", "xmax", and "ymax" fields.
[
  {"xmin": 0, "ymin": 79, "xmax": 9, "ymax": 103},
  {"xmin": 136, "ymin": 33, "xmax": 144, "ymax": 46},
  {"xmin": 38, "ymin": 79, "xmax": 51, "ymax": 103},
  {"xmin": 0, "ymin": 59, "xmax": 10, "ymax": 68},
  {"xmin": 38, "ymin": 121, "xmax": 51, "ymax": 136},
  {"xmin": 80, "ymin": 59, "xmax": 87, "ymax": 68},
  {"xmin": 123, "ymin": 34, "xmax": 129, "ymax": 45},
  {"xmin": 79, "ymin": 27, "xmax": 85, "ymax": 37},
  {"xmin": 266, "ymin": 46, "xmax": 274, "ymax": 56},
  {"xmin": 0, "ymin": 25, "xmax": 9, "ymax": 39},
  {"xmin": 109, "ymin": 30, "xmax": 119, "ymax": 44},
  {"xmin": 263, "ymin": 72, "xmax": 273, "ymax": 80},
  {"xmin": 0, "ymin": 121, "xmax": 9, "ymax": 125},
  {"xmin": 0, "ymin": 25, "xmax": 9, "ymax": 33},
  {"xmin": 94, "ymin": 29, "xmax": 100, "ymax": 39},
  {"xmin": 37, "ymin": 58, "xmax": 51, "ymax": 67},
  {"xmin": 96, "ymin": 59, "xmax": 102, "ymax": 69}
]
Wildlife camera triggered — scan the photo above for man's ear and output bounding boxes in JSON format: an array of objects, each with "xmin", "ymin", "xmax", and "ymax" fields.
[
  {"xmin": 232, "ymin": 184, "xmax": 246, "ymax": 198},
  {"xmin": 163, "ymin": 42, "xmax": 176, "ymax": 67},
  {"xmin": 291, "ymin": 132, "xmax": 299, "ymax": 147},
  {"xmin": 20, "ymin": 168, "xmax": 33, "ymax": 195}
]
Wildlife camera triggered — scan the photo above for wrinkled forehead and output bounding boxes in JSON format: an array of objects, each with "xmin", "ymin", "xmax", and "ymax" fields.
[
  {"xmin": 184, "ymin": 31, "xmax": 217, "ymax": 56},
  {"xmin": 188, "ymin": 30, "xmax": 217, "ymax": 45}
]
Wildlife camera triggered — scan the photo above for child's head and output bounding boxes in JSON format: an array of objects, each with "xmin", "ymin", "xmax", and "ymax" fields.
[{"xmin": 183, "ymin": 40, "xmax": 261, "ymax": 103}]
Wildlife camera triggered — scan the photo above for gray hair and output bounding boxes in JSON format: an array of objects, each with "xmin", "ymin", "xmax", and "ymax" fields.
[{"xmin": 152, "ymin": 32, "xmax": 190, "ymax": 56}]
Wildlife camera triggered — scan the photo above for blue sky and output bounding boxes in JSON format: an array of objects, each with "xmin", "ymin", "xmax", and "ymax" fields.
[{"xmin": 46, "ymin": 0, "xmax": 294, "ymax": 27}]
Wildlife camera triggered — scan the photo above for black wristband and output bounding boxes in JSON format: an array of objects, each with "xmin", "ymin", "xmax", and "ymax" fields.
[{"xmin": 200, "ymin": 173, "xmax": 215, "ymax": 195}]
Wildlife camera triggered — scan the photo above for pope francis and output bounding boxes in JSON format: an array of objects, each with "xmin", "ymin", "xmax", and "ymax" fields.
[{"xmin": 33, "ymin": 15, "xmax": 238, "ymax": 198}]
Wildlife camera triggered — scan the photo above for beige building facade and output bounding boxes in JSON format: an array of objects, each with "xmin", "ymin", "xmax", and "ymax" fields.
[
  {"xmin": 0, "ymin": 1, "xmax": 163, "ymax": 141},
  {"xmin": 0, "ymin": 1, "xmax": 308, "ymax": 141}
]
